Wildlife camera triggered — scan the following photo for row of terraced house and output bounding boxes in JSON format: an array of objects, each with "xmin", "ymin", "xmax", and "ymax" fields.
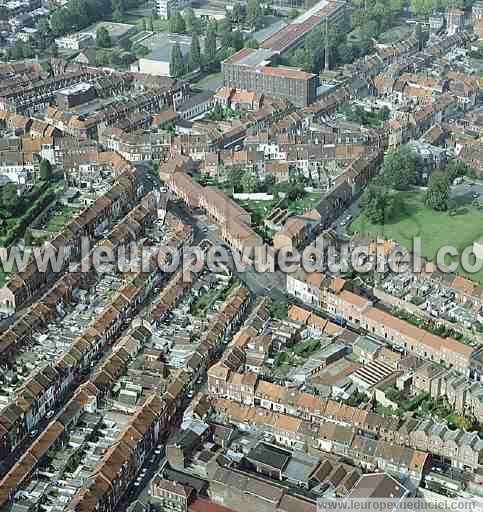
[
  {"xmin": 287, "ymin": 271, "xmax": 477, "ymax": 375},
  {"xmin": 207, "ymin": 367, "xmax": 483, "ymax": 471}
]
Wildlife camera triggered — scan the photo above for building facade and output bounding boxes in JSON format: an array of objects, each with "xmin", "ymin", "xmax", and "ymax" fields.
[{"xmin": 222, "ymin": 49, "xmax": 318, "ymax": 108}]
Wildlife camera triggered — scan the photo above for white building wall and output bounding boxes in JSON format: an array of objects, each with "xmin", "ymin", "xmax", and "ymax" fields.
[{"xmin": 138, "ymin": 58, "xmax": 171, "ymax": 77}]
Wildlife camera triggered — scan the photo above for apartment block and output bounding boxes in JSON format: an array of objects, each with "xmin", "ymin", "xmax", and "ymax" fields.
[{"xmin": 222, "ymin": 49, "xmax": 318, "ymax": 108}]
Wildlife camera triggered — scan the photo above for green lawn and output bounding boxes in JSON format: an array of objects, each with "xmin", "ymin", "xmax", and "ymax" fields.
[
  {"xmin": 45, "ymin": 207, "xmax": 80, "ymax": 233},
  {"xmin": 375, "ymin": 404, "xmax": 401, "ymax": 417},
  {"xmin": 288, "ymin": 192, "xmax": 321, "ymax": 214},
  {"xmin": 238, "ymin": 200, "xmax": 274, "ymax": 226},
  {"xmin": 194, "ymin": 72, "xmax": 223, "ymax": 90},
  {"xmin": 103, "ymin": 1, "xmax": 162, "ymax": 27},
  {"xmin": 191, "ymin": 288, "xmax": 221, "ymax": 317},
  {"xmin": 0, "ymin": 181, "xmax": 60, "ymax": 247},
  {"xmin": 378, "ymin": 24, "xmax": 413, "ymax": 44},
  {"xmin": 293, "ymin": 338, "xmax": 321, "ymax": 357},
  {"xmin": 133, "ymin": 17, "xmax": 168, "ymax": 31},
  {"xmin": 350, "ymin": 191, "xmax": 483, "ymax": 284}
]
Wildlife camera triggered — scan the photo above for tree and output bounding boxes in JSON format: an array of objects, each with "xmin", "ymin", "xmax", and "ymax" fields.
[
  {"xmin": 287, "ymin": 181, "xmax": 305, "ymax": 201},
  {"xmin": 446, "ymin": 160, "xmax": 473, "ymax": 183},
  {"xmin": 247, "ymin": 0, "xmax": 262, "ymax": 29},
  {"xmin": 241, "ymin": 172, "xmax": 258, "ymax": 193},
  {"xmin": 185, "ymin": 7, "xmax": 198, "ymax": 34},
  {"xmin": 187, "ymin": 32, "xmax": 201, "ymax": 72},
  {"xmin": 300, "ymin": 25, "xmax": 322, "ymax": 71},
  {"xmin": 95, "ymin": 49, "xmax": 111, "ymax": 66},
  {"xmin": 2, "ymin": 183, "xmax": 18, "ymax": 212},
  {"xmin": 148, "ymin": 17, "xmax": 154, "ymax": 32},
  {"xmin": 204, "ymin": 22, "xmax": 217, "ymax": 67},
  {"xmin": 378, "ymin": 106, "xmax": 390, "ymax": 122},
  {"xmin": 121, "ymin": 52, "xmax": 136, "ymax": 65},
  {"xmin": 231, "ymin": 30, "xmax": 244, "ymax": 51},
  {"xmin": 24, "ymin": 229, "xmax": 34, "ymax": 247},
  {"xmin": 120, "ymin": 37, "xmax": 132, "ymax": 51},
  {"xmin": 37, "ymin": 19, "xmax": 54, "ymax": 49},
  {"xmin": 425, "ymin": 174, "xmax": 450, "ymax": 211},
  {"xmin": 218, "ymin": 18, "xmax": 232, "ymax": 46},
  {"xmin": 48, "ymin": 0, "xmax": 112, "ymax": 37},
  {"xmin": 410, "ymin": 0, "xmax": 438, "ymax": 16},
  {"xmin": 169, "ymin": 12, "xmax": 186, "ymax": 33},
  {"xmin": 40, "ymin": 159, "xmax": 53, "ymax": 181},
  {"xmin": 219, "ymin": 46, "xmax": 236, "ymax": 61},
  {"xmin": 111, "ymin": 0, "xmax": 125, "ymax": 21},
  {"xmin": 70, "ymin": 0, "xmax": 89, "ymax": 29},
  {"xmin": 362, "ymin": 186, "xmax": 396, "ymax": 224},
  {"xmin": 8, "ymin": 41, "xmax": 35, "ymax": 60},
  {"xmin": 336, "ymin": 43, "xmax": 354, "ymax": 65},
  {"xmin": 226, "ymin": 168, "xmax": 244, "ymax": 193},
  {"xmin": 176, "ymin": 13, "xmax": 186, "ymax": 32},
  {"xmin": 96, "ymin": 26, "xmax": 111, "ymax": 48},
  {"xmin": 50, "ymin": 43, "xmax": 59, "ymax": 58},
  {"xmin": 265, "ymin": 175, "xmax": 276, "ymax": 189},
  {"xmin": 285, "ymin": 21, "xmax": 353, "ymax": 72},
  {"xmin": 134, "ymin": 44, "xmax": 149, "ymax": 58},
  {"xmin": 41, "ymin": 61, "xmax": 54, "ymax": 77},
  {"xmin": 210, "ymin": 102, "xmax": 225, "ymax": 121},
  {"xmin": 358, "ymin": 19, "xmax": 378, "ymax": 50},
  {"xmin": 288, "ymin": 47, "xmax": 313, "ymax": 72},
  {"xmin": 110, "ymin": 50, "xmax": 121, "ymax": 66},
  {"xmin": 389, "ymin": 0, "xmax": 403, "ymax": 13},
  {"xmin": 344, "ymin": 389, "xmax": 367, "ymax": 407},
  {"xmin": 170, "ymin": 42, "xmax": 185, "ymax": 78},
  {"xmin": 230, "ymin": 3, "xmax": 244, "ymax": 26},
  {"xmin": 245, "ymin": 37, "xmax": 259, "ymax": 49},
  {"xmin": 415, "ymin": 22, "xmax": 424, "ymax": 51},
  {"xmin": 382, "ymin": 146, "xmax": 420, "ymax": 191}
]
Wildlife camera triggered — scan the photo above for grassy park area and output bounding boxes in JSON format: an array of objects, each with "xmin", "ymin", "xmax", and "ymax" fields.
[
  {"xmin": 349, "ymin": 191, "xmax": 483, "ymax": 284},
  {"xmin": 45, "ymin": 206, "xmax": 81, "ymax": 233},
  {"xmin": 194, "ymin": 72, "xmax": 224, "ymax": 90},
  {"xmin": 238, "ymin": 200, "xmax": 273, "ymax": 226},
  {"xmin": 288, "ymin": 191, "xmax": 322, "ymax": 214},
  {"xmin": 378, "ymin": 24, "xmax": 414, "ymax": 44}
]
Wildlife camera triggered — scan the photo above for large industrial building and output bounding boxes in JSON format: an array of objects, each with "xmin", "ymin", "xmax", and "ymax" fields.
[
  {"xmin": 134, "ymin": 34, "xmax": 194, "ymax": 77},
  {"xmin": 260, "ymin": 0, "xmax": 347, "ymax": 55},
  {"xmin": 221, "ymin": 48, "xmax": 318, "ymax": 107},
  {"xmin": 221, "ymin": 0, "xmax": 347, "ymax": 107}
]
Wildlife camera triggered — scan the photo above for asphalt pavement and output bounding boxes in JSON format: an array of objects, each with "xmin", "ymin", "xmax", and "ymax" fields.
[{"xmin": 451, "ymin": 178, "xmax": 483, "ymax": 203}]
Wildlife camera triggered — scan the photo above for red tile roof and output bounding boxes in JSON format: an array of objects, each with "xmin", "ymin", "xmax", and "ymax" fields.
[{"xmin": 190, "ymin": 498, "xmax": 237, "ymax": 512}]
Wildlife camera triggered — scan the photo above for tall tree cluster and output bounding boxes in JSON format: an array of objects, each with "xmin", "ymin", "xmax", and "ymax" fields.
[
  {"xmin": 170, "ymin": 42, "xmax": 185, "ymax": 78},
  {"xmin": 382, "ymin": 146, "xmax": 421, "ymax": 191},
  {"xmin": 246, "ymin": 0, "xmax": 263, "ymax": 29},
  {"xmin": 49, "ymin": 0, "xmax": 112, "ymax": 36},
  {"xmin": 96, "ymin": 26, "xmax": 112, "ymax": 48},
  {"xmin": 361, "ymin": 186, "xmax": 397, "ymax": 224},
  {"xmin": 187, "ymin": 33, "xmax": 201, "ymax": 72},
  {"xmin": 410, "ymin": 0, "xmax": 467, "ymax": 17},
  {"xmin": 425, "ymin": 174, "xmax": 450, "ymax": 211},
  {"xmin": 204, "ymin": 21, "xmax": 218, "ymax": 70},
  {"xmin": 169, "ymin": 12, "xmax": 186, "ymax": 33}
]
